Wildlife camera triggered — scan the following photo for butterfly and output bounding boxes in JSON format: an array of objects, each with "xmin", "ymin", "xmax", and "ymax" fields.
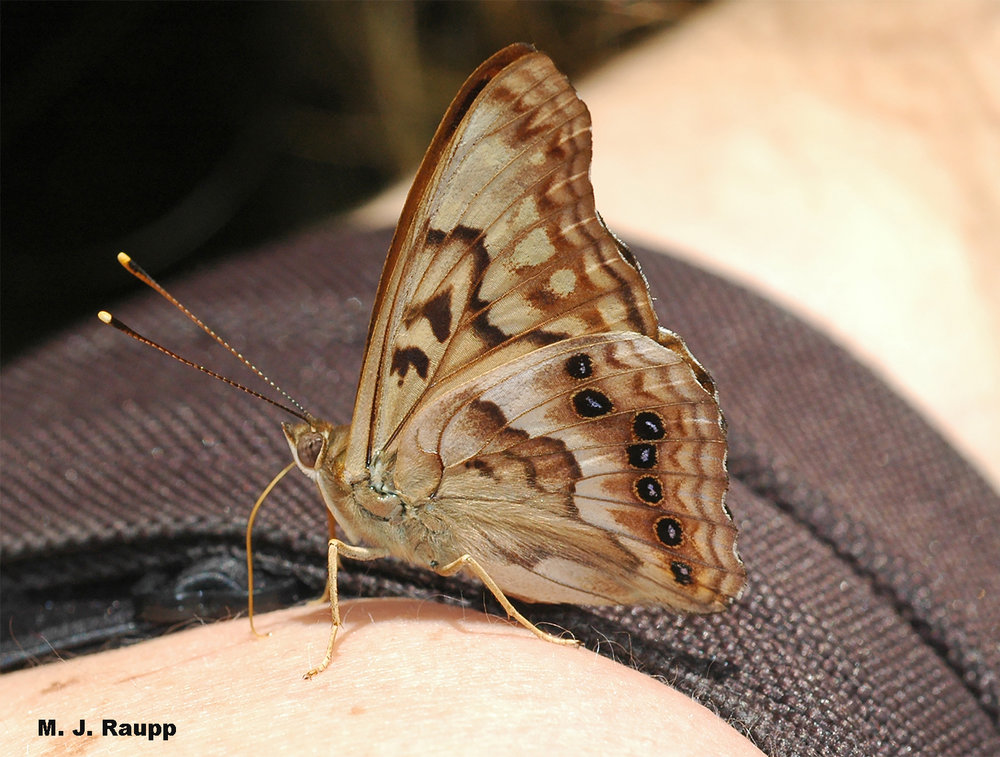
[
  {"xmin": 103, "ymin": 43, "xmax": 745, "ymax": 678},
  {"xmin": 280, "ymin": 43, "xmax": 745, "ymax": 675}
]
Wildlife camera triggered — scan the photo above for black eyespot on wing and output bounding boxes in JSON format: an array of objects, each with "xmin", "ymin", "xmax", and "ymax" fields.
[
  {"xmin": 627, "ymin": 443, "xmax": 657, "ymax": 469},
  {"xmin": 572, "ymin": 389, "xmax": 612, "ymax": 418},
  {"xmin": 655, "ymin": 517, "xmax": 683, "ymax": 547},
  {"xmin": 564, "ymin": 353, "xmax": 593, "ymax": 379},
  {"xmin": 635, "ymin": 476, "xmax": 663, "ymax": 504},
  {"xmin": 633, "ymin": 411, "xmax": 665, "ymax": 441},
  {"xmin": 670, "ymin": 561, "xmax": 694, "ymax": 586}
]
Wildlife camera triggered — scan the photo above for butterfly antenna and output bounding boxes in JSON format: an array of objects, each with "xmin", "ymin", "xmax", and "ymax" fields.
[
  {"xmin": 110, "ymin": 252, "xmax": 314, "ymax": 422},
  {"xmin": 98, "ymin": 311, "xmax": 313, "ymax": 423}
]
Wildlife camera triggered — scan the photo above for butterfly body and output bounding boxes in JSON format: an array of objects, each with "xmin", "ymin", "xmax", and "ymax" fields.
[
  {"xmin": 284, "ymin": 419, "xmax": 454, "ymax": 569},
  {"xmin": 285, "ymin": 324, "xmax": 741, "ymax": 612},
  {"xmin": 102, "ymin": 44, "xmax": 744, "ymax": 677},
  {"xmin": 280, "ymin": 44, "xmax": 744, "ymax": 671}
]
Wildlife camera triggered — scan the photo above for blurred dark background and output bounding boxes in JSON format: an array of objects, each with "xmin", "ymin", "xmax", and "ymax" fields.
[{"xmin": 1, "ymin": 0, "xmax": 704, "ymax": 363}]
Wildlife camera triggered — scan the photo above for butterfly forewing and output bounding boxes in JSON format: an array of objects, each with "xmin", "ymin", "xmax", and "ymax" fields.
[{"xmin": 345, "ymin": 45, "xmax": 663, "ymax": 480}]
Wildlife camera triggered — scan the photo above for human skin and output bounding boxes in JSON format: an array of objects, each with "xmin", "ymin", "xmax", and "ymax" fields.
[{"xmin": 2, "ymin": 602, "xmax": 763, "ymax": 755}]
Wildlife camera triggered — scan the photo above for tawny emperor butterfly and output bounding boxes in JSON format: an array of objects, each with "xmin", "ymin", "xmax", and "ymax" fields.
[{"xmin": 104, "ymin": 43, "xmax": 745, "ymax": 677}]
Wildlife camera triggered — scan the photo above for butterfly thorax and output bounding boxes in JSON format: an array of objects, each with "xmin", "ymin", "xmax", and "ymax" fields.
[{"xmin": 283, "ymin": 420, "xmax": 456, "ymax": 565}]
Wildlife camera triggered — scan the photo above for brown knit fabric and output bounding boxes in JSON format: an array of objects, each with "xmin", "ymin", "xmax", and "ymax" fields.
[{"xmin": 2, "ymin": 224, "xmax": 997, "ymax": 755}]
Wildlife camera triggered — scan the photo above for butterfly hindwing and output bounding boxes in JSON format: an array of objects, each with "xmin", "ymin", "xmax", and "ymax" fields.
[{"xmin": 392, "ymin": 332, "xmax": 743, "ymax": 610}]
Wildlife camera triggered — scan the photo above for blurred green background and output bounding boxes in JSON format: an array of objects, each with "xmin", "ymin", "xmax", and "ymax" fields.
[{"xmin": 2, "ymin": 1, "xmax": 703, "ymax": 361}]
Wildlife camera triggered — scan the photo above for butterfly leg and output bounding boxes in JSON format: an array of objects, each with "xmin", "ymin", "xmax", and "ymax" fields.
[
  {"xmin": 307, "ymin": 511, "xmax": 341, "ymax": 607},
  {"xmin": 305, "ymin": 538, "xmax": 389, "ymax": 679},
  {"xmin": 436, "ymin": 554, "xmax": 581, "ymax": 648}
]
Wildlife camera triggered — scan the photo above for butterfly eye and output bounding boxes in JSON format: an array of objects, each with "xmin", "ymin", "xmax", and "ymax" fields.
[{"xmin": 297, "ymin": 432, "xmax": 325, "ymax": 469}]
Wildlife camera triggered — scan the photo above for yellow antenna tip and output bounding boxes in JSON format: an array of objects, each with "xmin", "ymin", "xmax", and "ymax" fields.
[
  {"xmin": 98, "ymin": 310, "xmax": 113, "ymax": 324},
  {"xmin": 117, "ymin": 251, "xmax": 131, "ymax": 265}
]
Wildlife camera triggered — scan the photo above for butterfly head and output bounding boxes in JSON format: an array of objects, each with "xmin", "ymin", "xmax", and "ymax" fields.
[{"xmin": 282, "ymin": 420, "xmax": 349, "ymax": 481}]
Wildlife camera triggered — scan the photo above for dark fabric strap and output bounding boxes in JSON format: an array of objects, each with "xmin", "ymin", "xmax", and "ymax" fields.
[{"xmin": 2, "ymin": 224, "xmax": 997, "ymax": 755}]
